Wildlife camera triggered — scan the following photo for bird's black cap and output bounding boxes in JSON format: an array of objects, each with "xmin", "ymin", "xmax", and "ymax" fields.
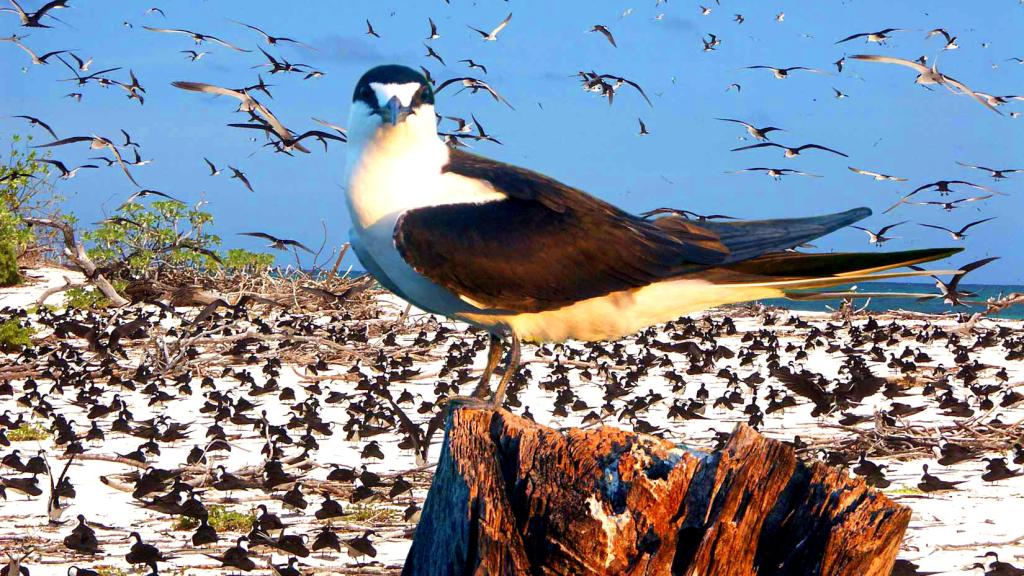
[{"xmin": 353, "ymin": 65, "xmax": 434, "ymax": 108}]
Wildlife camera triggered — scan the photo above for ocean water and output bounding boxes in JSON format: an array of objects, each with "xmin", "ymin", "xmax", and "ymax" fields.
[{"xmin": 760, "ymin": 282, "xmax": 1024, "ymax": 319}]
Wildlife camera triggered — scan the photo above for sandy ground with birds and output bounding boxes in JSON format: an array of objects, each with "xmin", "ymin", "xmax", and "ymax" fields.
[{"xmin": 2, "ymin": 267, "xmax": 1023, "ymax": 575}]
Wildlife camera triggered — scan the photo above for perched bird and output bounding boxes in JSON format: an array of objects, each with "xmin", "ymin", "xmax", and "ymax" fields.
[{"xmin": 342, "ymin": 64, "xmax": 960, "ymax": 408}]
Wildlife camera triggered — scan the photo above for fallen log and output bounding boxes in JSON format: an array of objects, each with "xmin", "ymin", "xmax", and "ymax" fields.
[{"xmin": 404, "ymin": 408, "xmax": 910, "ymax": 576}]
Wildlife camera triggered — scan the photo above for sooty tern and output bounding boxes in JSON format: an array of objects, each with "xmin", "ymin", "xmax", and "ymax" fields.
[{"xmin": 343, "ymin": 65, "xmax": 961, "ymax": 409}]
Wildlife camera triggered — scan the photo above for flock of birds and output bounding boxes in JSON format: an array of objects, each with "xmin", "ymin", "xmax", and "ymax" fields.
[
  {"xmin": 1, "ymin": 270, "xmax": 1024, "ymax": 575},
  {"xmin": 1, "ymin": 1, "xmax": 1023, "ymax": 575}
]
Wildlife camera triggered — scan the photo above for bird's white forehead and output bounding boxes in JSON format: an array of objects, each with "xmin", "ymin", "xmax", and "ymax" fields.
[{"xmin": 370, "ymin": 82, "xmax": 421, "ymax": 108}]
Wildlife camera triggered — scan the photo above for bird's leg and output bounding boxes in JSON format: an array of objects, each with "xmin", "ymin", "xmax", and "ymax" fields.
[
  {"xmin": 490, "ymin": 333, "xmax": 520, "ymax": 410},
  {"xmin": 470, "ymin": 334, "xmax": 503, "ymax": 399}
]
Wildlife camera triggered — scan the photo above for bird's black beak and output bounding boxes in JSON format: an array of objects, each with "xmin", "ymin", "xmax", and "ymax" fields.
[{"xmin": 382, "ymin": 96, "xmax": 413, "ymax": 125}]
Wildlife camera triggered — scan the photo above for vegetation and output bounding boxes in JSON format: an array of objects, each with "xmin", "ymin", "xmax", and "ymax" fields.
[
  {"xmin": 0, "ymin": 135, "xmax": 59, "ymax": 275},
  {"xmin": 173, "ymin": 505, "xmax": 255, "ymax": 532},
  {"xmin": 7, "ymin": 423, "xmax": 49, "ymax": 442},
  {"xmin": 0, "ymin": 317, "xmax": 34, "ymax": 352}
]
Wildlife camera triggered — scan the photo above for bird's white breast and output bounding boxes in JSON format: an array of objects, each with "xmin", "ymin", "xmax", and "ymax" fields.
[{"xmin": 343, "ymin": 101, "xmax": 504, "ymax": 319}]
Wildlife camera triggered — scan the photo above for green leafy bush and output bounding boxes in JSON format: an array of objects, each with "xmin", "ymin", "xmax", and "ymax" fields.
[
  {"xmin": 0, "ymin": 318, "xmax": 33, "ymax": 352},
  {"xmin": 173, "ymin": 505, "xmax": 255, "ymax": 532},
  {"xmin": 7, "ymin": 423, "xmax": 48, "ymax": 441}
]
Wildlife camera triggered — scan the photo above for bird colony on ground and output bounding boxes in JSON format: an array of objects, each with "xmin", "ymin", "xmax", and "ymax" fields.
[{"xmin": 2, "ymin": 1, "xmax": 1023, "ymax": 575}]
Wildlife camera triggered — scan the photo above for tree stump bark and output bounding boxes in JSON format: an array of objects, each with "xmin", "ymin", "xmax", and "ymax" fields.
[{"xmin": 403, "ymin": 408, "xmax": 910, "ymax": 576}]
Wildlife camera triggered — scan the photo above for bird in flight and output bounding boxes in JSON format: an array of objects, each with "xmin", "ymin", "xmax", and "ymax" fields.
[
  {"xmin": 884, "ymin": 180, "xmax": 1002, "ymax": 213},
  {"xmin": 38, "ymin": 158, "xmax": 98, "ymax": 180},
  {"xmin": 851, "ymin": 221, "xmax": 908, "ymax": 246},
  {"xmin": 850, "ymin": 54, "xmax": 1000, "ymax": 114},
  {"xmin": 143, "ymin": 26, "xmax": 250, "ymax": 52},
  {"xmin": 228, "ymin": 166, "xmax": 254, "ymax": 192},
  {"xmin": 1, "ymin": 0, "xmax": 69, "ymax": 28},
  {"xmin": 956, "ymin": 161, "xmax": 1022, "ymax": 180},
  {"xmin": 32, "ymin": 135, "xmax": 139, "ymax": 186},
  {"xmin": 836, "ymin": 28, "xmax": 907, "ymax": 45},
  {"xmin": 730, "ymin": 142, "xmax": 848, "ymax": 158},
  {"xmin": 469, "ymin": 13, "xmax": 512, "ymax": 41},
  {"xmin": 341, "ymin": 64, "xmax": 960, "ymax": 409},
  {"xmin": 590, "ymin": 25, "xmax": 616, "ymax": 48},
  {"xmin": 714, "ymin": 118, "xmax": 783, "ymax": 141},
  {"xmin": 10, "ymin": 114, "xmax": 58, "ymax": 139},
  {"xmin": 918, "ymin": 217, "xmax": 996, "ymax": 241},
  {"xmin": 728, "ymin": 167, "xmax": 822, "ymax": 180},
  {"xmin": 743, "ymin": 65, "xmax": 826, "ymax": 79},
  {"xmin": 909, "ymin": 195, "xmax": 994, "ymax": 211},
  {"xmin": 848, "ymin": 167, "xmax": 907, "ymax": 181},
  {"xmin": 238, "ymin": 232, "xmax": 313, "ymax": 254}
]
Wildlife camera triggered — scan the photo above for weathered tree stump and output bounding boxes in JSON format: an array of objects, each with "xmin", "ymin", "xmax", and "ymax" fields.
[{"xmin": 404, "ymin": 408, "xmax": 910, "ymax": 576}]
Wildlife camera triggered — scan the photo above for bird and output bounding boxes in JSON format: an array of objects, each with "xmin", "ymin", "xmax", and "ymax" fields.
[
  {"xmin": 426, "ymin": 17, "xmax": 440, "ymax": 40},
  {"xmin": 365, "ymin": 19, "xmax": 380, "ymax": 38},
  {"xmin": 205, "ymin": 537, "xmax": 255, "ymax": 572},
  {"xmin": 926, "ymin": 28, "xmax": 958, "ymax": 50},
  {"xmin": 589, "ymin": 25, "xmax": 616, "ymax": 47},
  {"xmin": 851, "ymin": 222, "xmax": 908, "ymax": 245},
  {"xmin": 743, "ymin": 65, "xmax": 826, "ymax": 79},
  {"xmin": 730, "ymin": 142, "xmax": 848, "ymax": 158},
  {"xmin": 836, "ymin": 28, "xmax": 907, "ymax": 45},
  {"xmin": 912, "ymin": 257, "xmax": 999, "ymax": 306},
  {"xmin": 238, "ymin": 232, "xmax": 313, "ymax": 254},
  {"xmin": 230, "ymin": 20, "xmax": 310, "ymax": 48},
  {"xmin": 204, "ymin": 158, "xmax": 221, "ymax": 176},
  {"xmin": 638, "ymin": 118, "xmax": 649, "ymax": 136},
  {"xmin": 848, "ymin": 167, "xmax": 907, "ymax": 181},
  {"xmin": 728, "ymin": 167, "xmax": 822, "ymax": 180},
  {"xmin": 702, "ymin": 34, "xmax": 720, "ymax": 52},
  {"xmin": 457, "ymin": 59, "xmax": 487, "ymax": 74},
  {"xmin": 9, "ymin": 38, "xmax": 69, "ymax": 65},
  {"xmin": 714, "ymin": 118, "xmax": 783, "ymax": 141},
  {"xmin": 917, "ymin": 218, "xmax": 996, "ymax": 240},
  {"xmin": 10, "ymin": 115, "xmax": 58, "ymax": 139},
  {"xmin": 469, "ymin": 13, "xmax": 512, "ymax": 42},
  {"xmin": 171, "ymin": 81, "xmax": 310, "ymax": 153},
  {"xmin": 849, "ymin": 54, "xmax": 1000, "ymax": 113},
  {"xmin": 2, "ymin": 0, "xmax": 70, "ymax": 28},
  {"xmin": 884, "ymin": 180, "xmax": 1001, "ymax": 213},
  {"xmin": 38, "ymin": 159, "xmax": 98, "ymax": 180},
  {"xmin": 956, "ymin": 161, "xmax": 1022, "ymax": 180},
  {"xmin": 917, "ymin": 464, "xmax": 964, "ymax": 492},
  {"xmin": 342, "ymin": 64, "xmax": 960, "ymax": 409},
  {"xmin": 143, "ymin": 26, "xmax": 249, "ymax": 52},
  {"xmin": 32, "ymin": 135, "xmax": 139, "ymax": 186},
  {"xmin": 908, "ymin": 195, "xmax": 994, "ymax": 211},
  {"xmin": 832, "ymin": 87, "xmax": 849, "ymax": 99},
  {"xmin": 229, "ymin": 166, "xmax": 254, "ymax": 192},
  {"xmin": 435, "ymin": 77, "xmax": 514, "ymax": 109}
]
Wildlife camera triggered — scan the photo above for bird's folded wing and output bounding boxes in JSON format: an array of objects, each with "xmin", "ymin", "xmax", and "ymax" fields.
[{"xmin": 394, "ymin": 150, "xmax": 730, "ymax": 313}]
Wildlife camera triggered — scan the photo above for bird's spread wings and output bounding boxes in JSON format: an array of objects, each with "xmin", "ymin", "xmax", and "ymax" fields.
[
  {"xmin": 393, "ymin": 149, "xmax": 730, "ymax": 312},
  {"xmin": 393, "ymin": 150, "xmax": 874, "ymax": 313}
]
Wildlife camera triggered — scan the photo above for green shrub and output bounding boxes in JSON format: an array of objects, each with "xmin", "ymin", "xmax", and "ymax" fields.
[
  {"xmin": 173, "ymin": 505, "xmax": 255, "ymax": 532},
  {"xmin": 7, "ymin": 423, "xmax": 48, "ymax": 441},
  {"xmin": 0, "ymin": 318, "xmax": 33, "ymax": 352},
  {"xmin": 0, "ymin": 240, "xmax": 17, "ymax": 286}
]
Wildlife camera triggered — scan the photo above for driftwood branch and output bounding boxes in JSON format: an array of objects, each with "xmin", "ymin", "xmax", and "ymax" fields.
[
  {"xmin": 404, "ymin": 408, "xmax": 910, "ymax": 576},
  {"xmin": 23, "ymin": 217, "xmax": 130, "ymax": 307}
]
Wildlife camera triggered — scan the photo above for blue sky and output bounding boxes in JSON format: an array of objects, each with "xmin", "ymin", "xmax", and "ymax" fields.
[{"xmin": 3, "ymin": 0, "xmax": 1022, "ymax": 283}]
